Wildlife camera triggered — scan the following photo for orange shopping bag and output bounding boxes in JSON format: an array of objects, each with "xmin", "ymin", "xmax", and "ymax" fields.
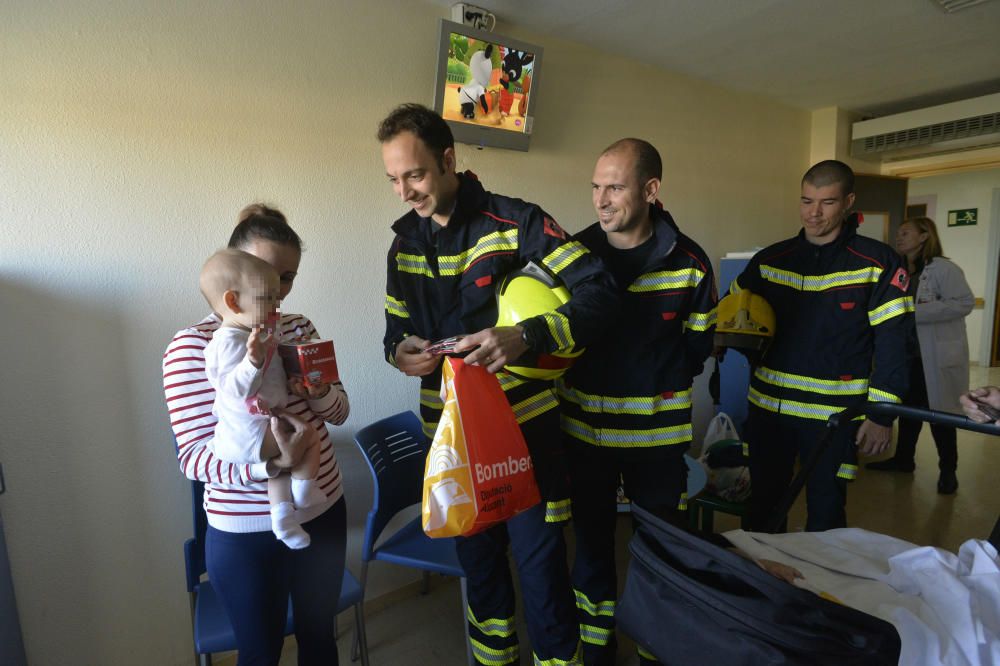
[{"xmin": 422, "ymin": 356, "xmax": 541, "ymax": 538}]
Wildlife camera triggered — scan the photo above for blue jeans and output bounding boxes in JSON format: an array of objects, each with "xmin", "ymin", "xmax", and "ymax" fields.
[{"xmin": 206, "ymin": 499, "xmax": 346, "ymax": 666}]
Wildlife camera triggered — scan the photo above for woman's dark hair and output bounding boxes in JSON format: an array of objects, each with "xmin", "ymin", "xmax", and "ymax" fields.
[{"xmin": 228, "ymin": 203, "xmax": 302, "ymax": 252}]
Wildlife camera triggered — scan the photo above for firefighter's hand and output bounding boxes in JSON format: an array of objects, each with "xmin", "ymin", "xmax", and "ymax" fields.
[
  {"xmin": 394, "ymin": 335, "xmax": 441, "ymax": 377},
  {"xmin": 960, "ymin": 386, "xmax": 1000, "ymax": 423},
  {"xmin": 456, "ymin": 326, "xmax": 528, "ymax": 374},
  {"xmin": 855, "ymin": 419, "xmax": 892, "ymax": 456}
]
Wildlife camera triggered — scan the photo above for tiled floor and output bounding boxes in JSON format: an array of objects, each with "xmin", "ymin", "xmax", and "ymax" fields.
[{"xmin": 220, "ymin": 366, "xmax": 1000, "ymax": 666}]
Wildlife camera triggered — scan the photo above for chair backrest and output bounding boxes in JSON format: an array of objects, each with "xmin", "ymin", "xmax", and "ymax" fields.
[
  {"xmin": 354, "ymin": 411, "xmax": 429, "ymax": 560},
  {"xmin": 183, "ymin": 480, "xmax": 208, "ymax": 592}
]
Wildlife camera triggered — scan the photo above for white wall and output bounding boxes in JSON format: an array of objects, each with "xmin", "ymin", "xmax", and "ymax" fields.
[
  {"xmin": 0, "ymin": 1, "xmax": 810, "ymax": 664},
  {"xmin": 907, "ymin": 168, "xmax": 1000, "ymax": 362}
]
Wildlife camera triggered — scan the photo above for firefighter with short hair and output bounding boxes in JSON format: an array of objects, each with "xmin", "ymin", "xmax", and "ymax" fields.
[
  {"xmin": 730, "ymin": 160, "xmax": 914, "ymax": 533},
  {"xmin": 378, "ymin": 103, "xmax": 618, "ymax": 666},
  {"xmin": 561, "ymin": 138, "xmax": 717, "ymax": 666}
]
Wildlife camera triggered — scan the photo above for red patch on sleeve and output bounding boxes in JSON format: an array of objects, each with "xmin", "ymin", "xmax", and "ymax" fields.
[
  {"xmin": 890, "ymin": 267, "xmax": 910, "ymax": 292},
  {"xmin": 661, "ymin": 312, "xmax": 677, "ymax": 320},
  {"xmin": 839, "ymin": 302, "xmax": 855, "ymax": 310},
  {"xmin": 475, "ymin": 275, "xmax": 493, "ymax": 288},
  {"xmin": 543, "ymin": 216, "xmax": 567, "ymax": 240},
  {"xmin": 661, "ymin": 391, "xmax": 675, "ymax": 399}
]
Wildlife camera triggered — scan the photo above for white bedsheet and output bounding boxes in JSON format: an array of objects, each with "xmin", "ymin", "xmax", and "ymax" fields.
[{"xmin": 724, "ymin": 528, "xmax": 1000, "ymax": 666}]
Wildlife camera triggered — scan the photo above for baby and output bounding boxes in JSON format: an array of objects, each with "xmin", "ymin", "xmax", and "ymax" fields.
[{"xmin": 200, "ymin": 248, "xmax": 322, "ymax": 548}]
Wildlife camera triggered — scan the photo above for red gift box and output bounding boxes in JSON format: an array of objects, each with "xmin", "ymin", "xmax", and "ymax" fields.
[{"xmin": 278, "ymin": 339, "xmax": 340, "ymax": 387}]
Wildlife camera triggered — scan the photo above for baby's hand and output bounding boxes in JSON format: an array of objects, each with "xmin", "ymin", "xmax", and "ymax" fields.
[{"xmin": 247, "ymin": 326, "xmax": 275, "ymax": 368}]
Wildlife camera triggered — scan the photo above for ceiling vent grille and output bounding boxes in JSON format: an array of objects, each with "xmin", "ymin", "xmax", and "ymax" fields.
[
  {"xmin": 851, "ymin": 94, "xmax": 1000, "ymax": 161},
  {"xmin": 861, "ymin": 112, "xmax": 1000, "ymax": 154},
  {"xmin": 931, "ymin": 0, "xmax": 996, "ymax": 13}
]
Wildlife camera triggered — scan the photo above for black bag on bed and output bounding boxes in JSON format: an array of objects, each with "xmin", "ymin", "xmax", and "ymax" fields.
[{"xmin": 617, "ymin": 505, "xmax": 901, "ymax": 665}]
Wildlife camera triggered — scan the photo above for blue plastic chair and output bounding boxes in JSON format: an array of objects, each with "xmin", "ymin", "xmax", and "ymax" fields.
[
  {"xmin": 183, "ymin": 480, "xmax": 368, "ymax": 666},
  {"xmin": 353, "ymin": 411, "xmax": 468, "ymax": 662}
]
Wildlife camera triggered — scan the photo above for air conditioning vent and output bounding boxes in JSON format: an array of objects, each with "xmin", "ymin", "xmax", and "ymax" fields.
[
  {"xmin": 851, "ymin": 93, "xmax": 1000, "ymax": 161},
  {"xmin": 861, "ymin": 112, "xmax": 1000, "ymax": 153}
]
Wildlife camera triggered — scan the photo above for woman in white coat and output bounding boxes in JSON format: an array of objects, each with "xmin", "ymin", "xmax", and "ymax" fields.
[{"xmin": 867, "ymin": 217, "xmax": 973, "ymax": 494}]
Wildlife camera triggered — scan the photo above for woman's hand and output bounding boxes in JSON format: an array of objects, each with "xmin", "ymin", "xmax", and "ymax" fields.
[
  {"xmin": 756, "ymin": 558, "xmax": 803, "ymax": 584},
  {"xmin": 269, "ymin": 410, "xmax": 316, "ymax": 469},
  {"xmin": 960, "ymin": 386, "xmax": 1000, "ymax": 423},
  {"xmin": 287, "ymin": 376, "xmax": 331, "ymax": 400}
]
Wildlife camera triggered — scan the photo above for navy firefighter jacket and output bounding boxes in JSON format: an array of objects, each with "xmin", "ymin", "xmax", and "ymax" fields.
[
  {"xmin": 559, "ymin": 206, "xmax": 718, "ymax": 450},
  {"xmin": 732, "ymin": 215, "xmax": 914, "ymax": 427},
  {"xmin": 382, "ymin": 171, "xmax": 619, "ymax": 454}
]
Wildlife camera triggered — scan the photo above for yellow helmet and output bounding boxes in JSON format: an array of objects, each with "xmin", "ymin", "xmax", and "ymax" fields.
[
  {"xmin": 495, "ymin": 262, "xmax": 584, "ymax": 380},
  {"xmin": 714, "ymin": 289, "xmax": 776, "ymax": 358}
]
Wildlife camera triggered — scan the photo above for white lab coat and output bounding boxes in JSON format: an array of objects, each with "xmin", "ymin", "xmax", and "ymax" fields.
[{"xmin": 914, "ymin": 257, "xmax": 974, "ymax": 414}]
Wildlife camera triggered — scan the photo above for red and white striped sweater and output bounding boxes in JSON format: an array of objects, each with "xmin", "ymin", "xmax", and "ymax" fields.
[{"xmin": 164, "ymin": 313, "xmax": 349, "ymax": 533}]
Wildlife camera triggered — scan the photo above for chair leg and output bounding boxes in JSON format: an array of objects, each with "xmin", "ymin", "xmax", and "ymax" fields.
[
  {"xmin": 460, "ymin": 576, "xmax": 474, "ymax": 666},
  {"xmin": 353, "ymin": 561, "xmax": 369, "ymax": 662},
  {"xmin": 200, "ymin": 654, "xmax": 212, "ymax": 666},
  {"xmin": 421, "ymin": 570, "xmax": 431, "ymax": 595},
  {"xmin": 354, "ymin": 601, "xmax": 369, "ymax": 666}
]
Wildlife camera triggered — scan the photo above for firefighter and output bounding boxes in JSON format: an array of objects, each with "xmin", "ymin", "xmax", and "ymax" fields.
[
  {"xmin": 377, "ymin": 103, "xmax": 618, "ymax": 666},
  {"xmin": 560, "ymin": 138, "xmax": 717, "ymax": 666},
  {"xmin": 730, "ymin": 160, "xmax": 914, "ymax": 533}
]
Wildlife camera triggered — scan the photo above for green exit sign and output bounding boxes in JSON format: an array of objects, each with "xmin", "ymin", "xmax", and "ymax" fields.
[{"xmin": 947, "ymin": 208, "xmax": 977, "ymax": 227}]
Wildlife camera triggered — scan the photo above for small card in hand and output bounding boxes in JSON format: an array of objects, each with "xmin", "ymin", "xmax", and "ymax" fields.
[{"xmin": 424, "ymin": 336, "xmax": 463, "ymax": 356}]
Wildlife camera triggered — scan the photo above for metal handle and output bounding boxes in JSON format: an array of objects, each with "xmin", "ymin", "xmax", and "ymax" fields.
[
  {"xmin": 0, "ymin": 464, "xmax": 5, "ymax": 496},
  {"xmin": 766, "ymin": 402, "xmax": 1000, "ymax": 532}
]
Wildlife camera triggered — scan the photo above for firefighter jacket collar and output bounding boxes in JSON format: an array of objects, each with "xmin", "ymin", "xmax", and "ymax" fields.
[
  {"xmin": 389, "ymin": 171, "xmax": 485, "ymax": 243},
  {"xmin": 645, "ymin": 204, "xmax": 679, "ymax": 266},
  {"xmin": 795, "ymin": 212, "xmax": 861, "ymax": 251}
]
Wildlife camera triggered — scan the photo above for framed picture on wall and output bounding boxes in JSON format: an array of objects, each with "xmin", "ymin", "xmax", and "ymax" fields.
[{"xmin": 858, "ymin": 210, "xmax": 890, "ymax": 243}]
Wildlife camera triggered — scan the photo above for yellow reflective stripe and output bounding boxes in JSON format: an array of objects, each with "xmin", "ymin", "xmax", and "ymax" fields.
[
  {"xmin": 542, "ymin": 241, "xmax": 588, "ymax": 275},
  {"xmin": 759, "ymin": 265, "xmax": 881, "ymax": 291},
  {"xmin": 467, "ymin": 607, "xmax": 515, "ymax": 638},
  {"xmin": 497, "ymin": 371, "xmax": 527, "ymax": 391},
  {"xmin": 729, "ymin": 278, "xmax": 743, "ymax": 295},
  {"xmin": 541, "ymin": 312, "xmax": 575, "ymax": 351},
  {"xmin": 868, "ymin": 387, "xmax": 902, "ymax": 404},
  {"xmin": 754, "ymin": 366, "xmax": 868, "ymax": 396},
  {"xmin": 557, "ymin": 385, "xmax": 692, "ymax": 415},
  {"xmin": 512, "ymin": 389, "xmax": 559, "ymax": 424},
  {"xmin": 470, "ymin": 638, "xmax": 519, "ymax": 665},
  {"xmin": 748, "ymin": 387, "xmax": 865, "ymax": 422},
  {"xmin": 869, "ymin": 296, "xmax": 914, "ymax": 326},
  {"xmin": 562, "ymin": 416, "xmax": 692, "ymax": 447},
  {"xmin": 438, "ymin": 229, "xmax": 519, "ymax": 275},
  {"xmin": 384, "ymin": 294, "xmax": 409, "ymax": 319},
  {"xmin": 627, "ymin": 267, "xmax": 705, "ymax": 292},
  {"xmin": 838, "ymin": 463, "xmax": 858, "ymax": 480},
  {"xmin": 636, "ymin": 645, "xmax": 656, "ymax": 660},
  {"xmin": 419, "ymin": 388, "xmax": 443, "ymax": 409},
  {"xmin": 421, "ymin": 420, "xmax": 439, "ymax": 438},
  {"xmin": 545, "ymin": 499, "xmax": 572, "ymax": 523},
  {"xmin": 396, "ymin": 252, "xmax": 434, "ymax": 277},
  {"xmin": 574, "ymin": 589, "xmax": 615, "ymax": 617},
  {"xmin": 533, "ymin": 644, "xmax": 583, "ymax": 666},
  {"xmin": 742, "ymin": 441, "xmax": 749, "ymax": 457},
  {"xmin": 677, "ymin": 491, "xmax": 688, "ymax": 511},
  {"xmin": 580, "ymin": 623, "xmax": 613, "ymax": 646},
  {"xmin": 685, "ymin": 308, "xmax": 717, "ymax": 332}
]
